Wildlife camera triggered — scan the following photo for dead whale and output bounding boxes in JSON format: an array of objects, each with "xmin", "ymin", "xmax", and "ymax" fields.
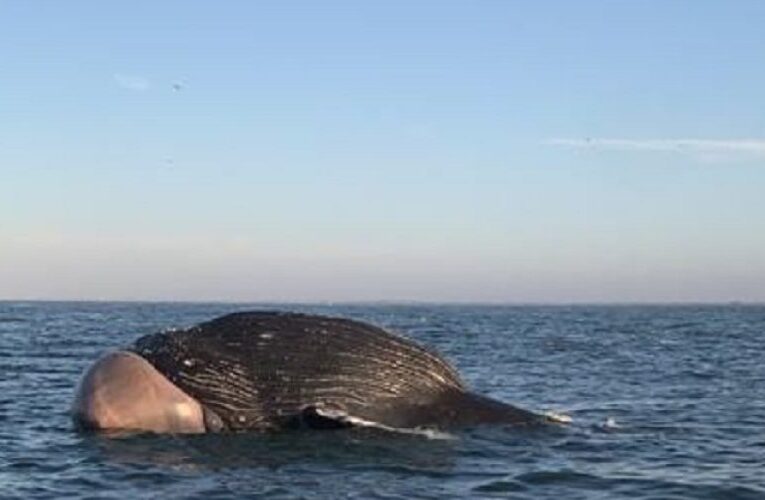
[{"xmin": 72, "ymin": 312, "xmax": 548, "ymax": 433}]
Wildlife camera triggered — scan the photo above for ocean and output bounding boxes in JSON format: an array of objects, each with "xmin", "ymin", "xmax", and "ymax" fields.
[{"xmin": 1, "ymin": 302, "xmax": 763, "ymax": 499}]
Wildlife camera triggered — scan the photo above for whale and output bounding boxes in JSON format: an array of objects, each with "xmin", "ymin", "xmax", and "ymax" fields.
[{"xmin": 72, "ymin": 311, "xmax": 549, "ymax": 433}]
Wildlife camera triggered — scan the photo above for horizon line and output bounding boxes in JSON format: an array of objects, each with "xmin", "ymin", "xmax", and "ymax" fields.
[{"xmin": 1, "ymin": 298, "xmax": 762, "ymax": 307}]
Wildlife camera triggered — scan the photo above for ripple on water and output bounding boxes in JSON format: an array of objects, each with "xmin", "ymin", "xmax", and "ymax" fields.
[{"xmin": 2, "ymin": 303, "xmax": 765, "ymax": 499}]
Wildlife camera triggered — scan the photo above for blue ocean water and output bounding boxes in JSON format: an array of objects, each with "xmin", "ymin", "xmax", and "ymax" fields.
[{"xmin": 0, "ymin": 302, "xmax": 763, "ymax": 499}]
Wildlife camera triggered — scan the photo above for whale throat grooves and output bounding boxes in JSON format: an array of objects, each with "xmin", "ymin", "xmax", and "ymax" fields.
[{"xmin": 128, "ymin": 312, "xmax": 489, "ymax": 432}]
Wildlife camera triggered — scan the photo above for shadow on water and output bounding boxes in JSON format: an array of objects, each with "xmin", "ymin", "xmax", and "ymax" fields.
[
  {"xmin": 81, "ymin": 423, "xmax": 572, "ymax": 473},
  {"xmin": 84, "ymin": 427, "xmax": 464, "ymax": 473}
]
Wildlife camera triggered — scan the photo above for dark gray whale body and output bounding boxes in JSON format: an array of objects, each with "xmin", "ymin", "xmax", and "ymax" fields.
[{"xmin": 73, "ymin": 312, "xmax": 546, "ymax": 433}]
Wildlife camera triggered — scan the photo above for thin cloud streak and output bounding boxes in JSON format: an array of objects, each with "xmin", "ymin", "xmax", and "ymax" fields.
[
  {"xmin": 113, "ymin": 73, "xmax": 150, "ymax": 91},
  {"xmin": 547, "ymin": 138, "xmax": 765, "ymax": 156}
]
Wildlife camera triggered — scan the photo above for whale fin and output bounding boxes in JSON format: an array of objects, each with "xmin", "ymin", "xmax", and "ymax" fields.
[
  {"xmin": 297, "ymin": 404, "xmax": 458, "ymax": 440},
  {"xmin": 297, "ymin": 405, "xmax": 356, "ymax": 430}
]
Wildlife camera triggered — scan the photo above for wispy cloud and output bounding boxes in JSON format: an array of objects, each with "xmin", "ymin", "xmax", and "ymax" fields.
[
  {"xmin": 546, "ymin": 138, "xmax": 765, "ymax": 157},
  {"xmin": 113, "ymin": 73, "xmax": 150, "ymax": 91}
]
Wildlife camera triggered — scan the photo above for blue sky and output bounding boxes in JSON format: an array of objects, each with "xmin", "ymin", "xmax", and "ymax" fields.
[{"xmin": 1, "ymin": 1, "xmax": 764, "ymax": 302}]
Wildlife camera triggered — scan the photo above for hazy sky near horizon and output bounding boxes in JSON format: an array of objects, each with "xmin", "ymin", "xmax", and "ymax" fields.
[{"xmin": 2, "ymin": 1, "xmax": 764, "ymax": 302}]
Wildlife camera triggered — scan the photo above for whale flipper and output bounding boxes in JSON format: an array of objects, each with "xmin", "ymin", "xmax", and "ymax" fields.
[{"xmin": 294, "ymin": 405, "xmax": 356, "ymax": 430}]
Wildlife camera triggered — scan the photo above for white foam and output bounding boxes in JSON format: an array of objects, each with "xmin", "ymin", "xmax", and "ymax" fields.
[
  {"xmin": 601, "ymin": 417, "xmax": 619, "ymax": 429},
  {"xmin": 543, "ymin": 410, "xmax": 573, "ymax": 424}
]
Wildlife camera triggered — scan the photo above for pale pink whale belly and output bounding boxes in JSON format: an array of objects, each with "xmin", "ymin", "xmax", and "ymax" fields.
[{"xmin": 71, "ymin": 351, "xmax": 205, "ymax": 433}]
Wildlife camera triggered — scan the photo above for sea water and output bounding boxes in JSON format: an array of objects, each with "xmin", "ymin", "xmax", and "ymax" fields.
[{"xmin": 1, "ymin": 302, "xmax": 763, "ymax": 499}]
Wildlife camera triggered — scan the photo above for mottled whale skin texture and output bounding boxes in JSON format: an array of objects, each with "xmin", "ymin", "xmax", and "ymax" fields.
[{"xmin": 74, "ymin": 311, "xmax": 545, "ymax": 433}]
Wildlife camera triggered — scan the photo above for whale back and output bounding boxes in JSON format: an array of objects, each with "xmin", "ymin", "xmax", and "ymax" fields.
[{"xmin": 130, "ymin": 312, "xmax": 470, "ymax": 431}]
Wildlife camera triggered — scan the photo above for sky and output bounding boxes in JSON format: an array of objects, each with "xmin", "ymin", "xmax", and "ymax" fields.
[{"xmin": 1, "ymin": 1, "xmax": 764, "ymax": 303}]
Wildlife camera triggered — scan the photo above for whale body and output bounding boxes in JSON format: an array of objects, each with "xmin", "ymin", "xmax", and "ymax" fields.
[{"xmin": 72, "ymin": 311, "xmax": 546, "ymax": 433}]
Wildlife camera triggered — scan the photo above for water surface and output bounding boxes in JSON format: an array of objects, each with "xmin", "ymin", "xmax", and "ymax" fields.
[{"xmin": 1, "ymin": 302, "xmax": 763, "ymax": 498}]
